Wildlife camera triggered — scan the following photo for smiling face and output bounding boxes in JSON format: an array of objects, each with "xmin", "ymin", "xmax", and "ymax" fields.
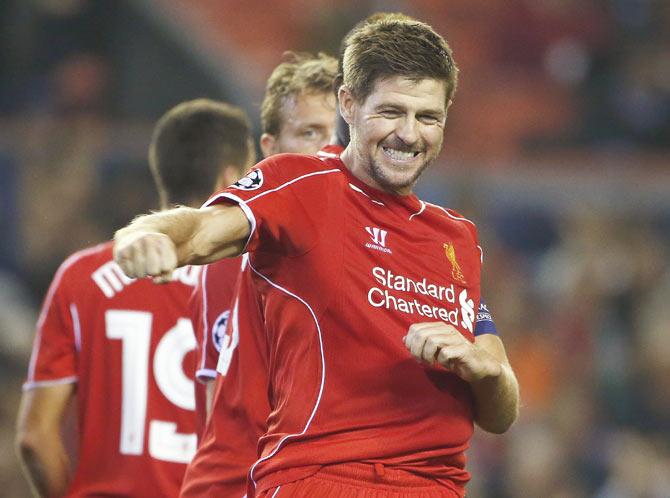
[
  {"xmin": 339, "ymin": 75, "xmax": 448, "ymax": 195},
  {"xmin": 260, "ymin": 91, "xmax": 337, "ymax": 157}
]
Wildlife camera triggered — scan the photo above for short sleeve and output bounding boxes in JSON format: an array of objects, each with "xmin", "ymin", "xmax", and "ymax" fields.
[
  {"xmin": 204, "ymin": 154, "xmax": 338, "ymax": 256},
  {"xmin": 191, "ymin": 258, "xmax": 243, "ymax": 383},
  {"xmin": 189, "ymin": 274, "xmax": 213, "ymax": 383},
  {"xmin": 25, "ymin": 260, "xmax": 79, "ymax": 389}
]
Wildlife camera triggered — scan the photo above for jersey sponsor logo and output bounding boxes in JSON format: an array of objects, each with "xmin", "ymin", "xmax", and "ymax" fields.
[
  {"xmin": 444, "ymin": 242, "xmax": 466, "ymax": 285},
  {"xmin": 231, "ymin": 169, "xmax": 263, "ymax": 191},
  {"xmin": 211, "ymin": 310, "xmax": 230, "ymax": 353},
  {"xmin": 367, "ymin": 266, "xmax": 475, "ymax": 333},
  {"xmin": 365, "ymin": 226, "xmax": 391, "ymax": 254},
  {"xmin": 459, "ymin": 290, "xmax": 475, "ymax": 333}
]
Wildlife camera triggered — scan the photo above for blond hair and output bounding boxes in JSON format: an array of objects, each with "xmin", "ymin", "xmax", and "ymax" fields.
[{"xmin": 260, "ymin": 52, "xmax": 338, "ymax": 135}]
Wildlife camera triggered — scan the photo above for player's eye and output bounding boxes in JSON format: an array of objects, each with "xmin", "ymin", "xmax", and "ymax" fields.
[
  {"xmin": 418, "ymin": 114, "xmax": 440, "ymax": 125},
  {"xmin": 379, "ymin": 110, "xmax": 401, "ymax": 118}
]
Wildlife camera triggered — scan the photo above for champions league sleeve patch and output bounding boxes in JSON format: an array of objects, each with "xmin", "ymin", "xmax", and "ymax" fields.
[
  {"xmin": 231, "ymin": 169, "xmax": 263, "ymax": 191},
  {"xmin": 211, "ymin": 310, "xmax": 231, "ymax": 353}
]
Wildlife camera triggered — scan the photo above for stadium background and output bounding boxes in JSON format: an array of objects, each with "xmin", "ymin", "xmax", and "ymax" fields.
[{"xmin": 1, "ymin": 0, "xmax": 669, "ymax": 496}]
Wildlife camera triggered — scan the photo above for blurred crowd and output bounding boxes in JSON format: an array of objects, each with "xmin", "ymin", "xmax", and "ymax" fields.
[{"xmin": 1, "ymin": 0, "xmax": 669, "ymax": 496}]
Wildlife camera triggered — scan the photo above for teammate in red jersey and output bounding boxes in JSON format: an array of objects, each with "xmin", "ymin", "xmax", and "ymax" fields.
[
  {"xmin": 114, "ymin": 18, "xmax": 520, "ymax": 498},
  {"xmin": 15, "ymin": 99, "xmax": 255, "ymax": 498},
  {"xmin": 191, "ymin": 51, "xmax": 339, "ymax": 414},
  {"xmin": 183, "ymin": 52, "xmax": 338, "ymax": 496}
]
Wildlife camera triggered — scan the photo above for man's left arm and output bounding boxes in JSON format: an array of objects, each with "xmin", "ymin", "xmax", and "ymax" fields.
[
  {"xmin": 404, "ymin": 323, "xmax": 519, "ymax": 434},
  {"xmin": 16, "ymin": 384, "xmax": 76, "ymax": 497}
]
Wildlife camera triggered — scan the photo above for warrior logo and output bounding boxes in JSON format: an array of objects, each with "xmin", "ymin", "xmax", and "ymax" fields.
[
  {"xmin": 231, "ymin": 169, "xmax": 263, "ymax": 190},
  {"xmin": 365, "ymin": 227, "xmax": 391, "ymax": 254},
  {"xmin": 444, "ymin": 242, "xmax": 466, "ymax": 285},
  {"xmin": 365, "ymin": 227, "xmax": 388, "ymax": 247}
]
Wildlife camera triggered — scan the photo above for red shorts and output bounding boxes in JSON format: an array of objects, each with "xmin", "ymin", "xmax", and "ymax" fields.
[{"xmin": 256, "ymin": 463, "xmax": 464, "ymax": 498}]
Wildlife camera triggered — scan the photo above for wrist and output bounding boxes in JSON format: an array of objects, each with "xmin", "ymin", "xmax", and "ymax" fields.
[{"xmin": 471, "ymin": 348, "xmax": 504, "ymax": 383}]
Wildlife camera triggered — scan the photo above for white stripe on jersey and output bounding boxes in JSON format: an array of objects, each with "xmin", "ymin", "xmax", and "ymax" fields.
[
  {"xmin": 409, "ymin": 200, "xmax": 426, "ymax": 220},
  {"xmin": 205, "ymin": 192, "xmax": 257, "ymax": 253},
  {"xmin": 426, "ymin": 203, "xmax": 484, "ymax": 262},
  {"xmin": 347, "ymin": 183, "xmax": 385, "ymax": 206},
  {"xmin": 246, "ymin": 168, "xmax": 341, "ymax": 204},
  {"xmin": 427, "ymin": 202, "xmax": 477, "ymax": 227},
  {"xmin": 70, "ymin": 303, "xmax": 82, "ymax": 352},
  {"xmin": 195, "ymin": 368, "xmax": 217, "ymax": 381},
  {"xmin": 246, "ymin": 260, "xmax": 326, "ymax": 491},
  {"xmin": 28, "ymin": 244, "xmax": 106, "ymax": 382},
  {"xmin": 23, "ymin": 375, "xmax": 78, "ymax": 391},
  {"xmin": 199, "ymin": 265, "xmax": 210, "ymax": 373}
]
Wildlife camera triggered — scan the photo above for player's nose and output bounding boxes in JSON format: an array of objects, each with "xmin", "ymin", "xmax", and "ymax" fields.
[{"xmin": 395, "ymin": 117, "xmax": 419, "ymax": 146}]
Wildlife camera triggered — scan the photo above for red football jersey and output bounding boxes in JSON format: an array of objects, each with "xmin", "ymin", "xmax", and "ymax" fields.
[
  {"xmin": 188, "ymin": 255, "xmax": 241, "ymax": 440},
  {"xmin": 25, "ymin": 242, "xmax": 200, "ymax": 498},
  {"xmin": 181, "ymin": 255, "xmax": 271, "ymax": 498},
  {"xmin": 204, "ymin": 153, "xmax": 483, "ymax": 496}
]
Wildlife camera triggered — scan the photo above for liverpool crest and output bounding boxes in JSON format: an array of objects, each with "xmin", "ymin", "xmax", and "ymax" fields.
[{"xmin": 444, "ymin": 243, "xmax": 466, "ymax": 285}]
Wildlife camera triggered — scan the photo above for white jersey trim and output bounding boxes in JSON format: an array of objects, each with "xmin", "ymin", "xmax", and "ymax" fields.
[
  {"xmin": 409, "ymin": 200, "xmax": 426, "ymax": 220},
  {"xmin": 347, "ymin": 183, "xmax": 385, "ymax": 206},
  {"xmin": 69, "ymin": 303, "xmax": 81, "ymax": 352},
  {"xmin": 199, "ymin": 265, "xmax": 210, "ymax": 372},
  {"xmin": 27, "ymin": 244, "xmax": 105, "ymax": 382},
  {"xmin": 246, "ymin": 261, "xmax": 326, "ymax": 491},
  {"xmin": 317, "ymin": 150, "xmax": 338, "ymax": 159},
  {"xmin": 195, "ymin": 368, "xmax": 217, "ymax": 382},
  {"xmin": 425, "ymin": 202, "xmax": 484, "ymax": 261},
  {"xmin": 203, "ymin": 192, "xmax": 257, "ymax": 253},
  {"xmin": 23, "ymin": 375, "xmax": 78, "ymax": 391},
  {"xmin": 246, "ymin": 168, "xmax": 341, "ymax": 205},
  {"xmin": 427, "ymin": 202, "xmax": 477, "ymax": 227}
]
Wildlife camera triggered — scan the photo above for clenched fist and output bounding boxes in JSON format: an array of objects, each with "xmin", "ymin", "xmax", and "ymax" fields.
[
  {"xmin": 113, "ymin": 230, "xmax": 178, "ymax": 282},
  {"xmin": 403, "ymin": 322, "xmax": 502, "ymax": 383}
]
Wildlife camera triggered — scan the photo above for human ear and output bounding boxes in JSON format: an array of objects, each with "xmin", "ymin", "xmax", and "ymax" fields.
[{"xmin": 338, "ymin": 85, "xmax": 356, "ymax": 125}]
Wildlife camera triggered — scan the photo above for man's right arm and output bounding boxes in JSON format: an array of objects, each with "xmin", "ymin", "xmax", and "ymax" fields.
[
  {"xmin": 114, "ymin": 204, "xmax": 250, "ymax": 279},
  {"xmin": 16, "ymin": 384, "xmax": 76, "ymax": 498}
]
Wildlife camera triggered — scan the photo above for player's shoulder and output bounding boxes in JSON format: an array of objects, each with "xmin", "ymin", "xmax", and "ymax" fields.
[
  {"xmin": 258, "ymin": 152, "xmax": 343, "ymax": 182},
  {"xmin": 55, "ymin": 242, "xmax": 113, "ymax": 281},
  {"xmin": 423, "ymin": 202, "xmax": 479, "ymax": 239}
]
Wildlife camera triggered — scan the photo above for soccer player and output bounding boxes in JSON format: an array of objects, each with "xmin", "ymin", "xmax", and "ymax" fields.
[
  {"xmin": 15, "ymin": 99, "xmax": 255, "ymax": 498},
  {"xmin": 183, "ymin": 51, "xmax": 338, "ymax": 496},
  {"xmin": 114, "ymin": 18, "xmax": 520, "ymax": 498},
  {"xmin": 191, "ymin": 51, "xmax": 338, "ymax": 415}
]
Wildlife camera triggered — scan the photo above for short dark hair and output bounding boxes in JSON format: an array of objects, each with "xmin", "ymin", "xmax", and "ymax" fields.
[
  {"xmin": 260, "ymin": 52, "xmax": 338, "ymax": 136},
  {"xmin": 149, "ymin": 99, "xmax": 253, "ymax": 207},
  {"xmin": 334, "ymin": 13, "xmax": 416, "ymax": 147},
  {"xmin": 342, "ymin": 19, "xmax": 458, "ymax": 106}
]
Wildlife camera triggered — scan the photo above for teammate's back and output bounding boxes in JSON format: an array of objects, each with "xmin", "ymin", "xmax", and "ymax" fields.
[
  {"xmin": 16, "ymin": 99, "xmax": 256, "ymax": 498},
  {"xmin": 26, "ymin": 242, "xmax": 199, "ymax": 497}
]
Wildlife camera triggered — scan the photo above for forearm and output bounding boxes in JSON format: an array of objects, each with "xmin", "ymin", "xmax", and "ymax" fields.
[
  {"xmin": 16, "ymin": 432, "xmax": 71, "ymax": 498},
  {"xmin": 404, "ymin": 323, "xmax": 520, "ymax": 434},
  {"xmin": 116, "ymin": 207, "xmax": 200, "ymax": 256},
  {"xmin": 205, "ymin": 380, "xmax": 216, "ymax": 418},
  {"xmin": 470, "ymin": 359, "xmax": 519, "ymax": 434},
  {"xmin": 114, "ymin": 205, "xmax": 250, "ymax": 270}
]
